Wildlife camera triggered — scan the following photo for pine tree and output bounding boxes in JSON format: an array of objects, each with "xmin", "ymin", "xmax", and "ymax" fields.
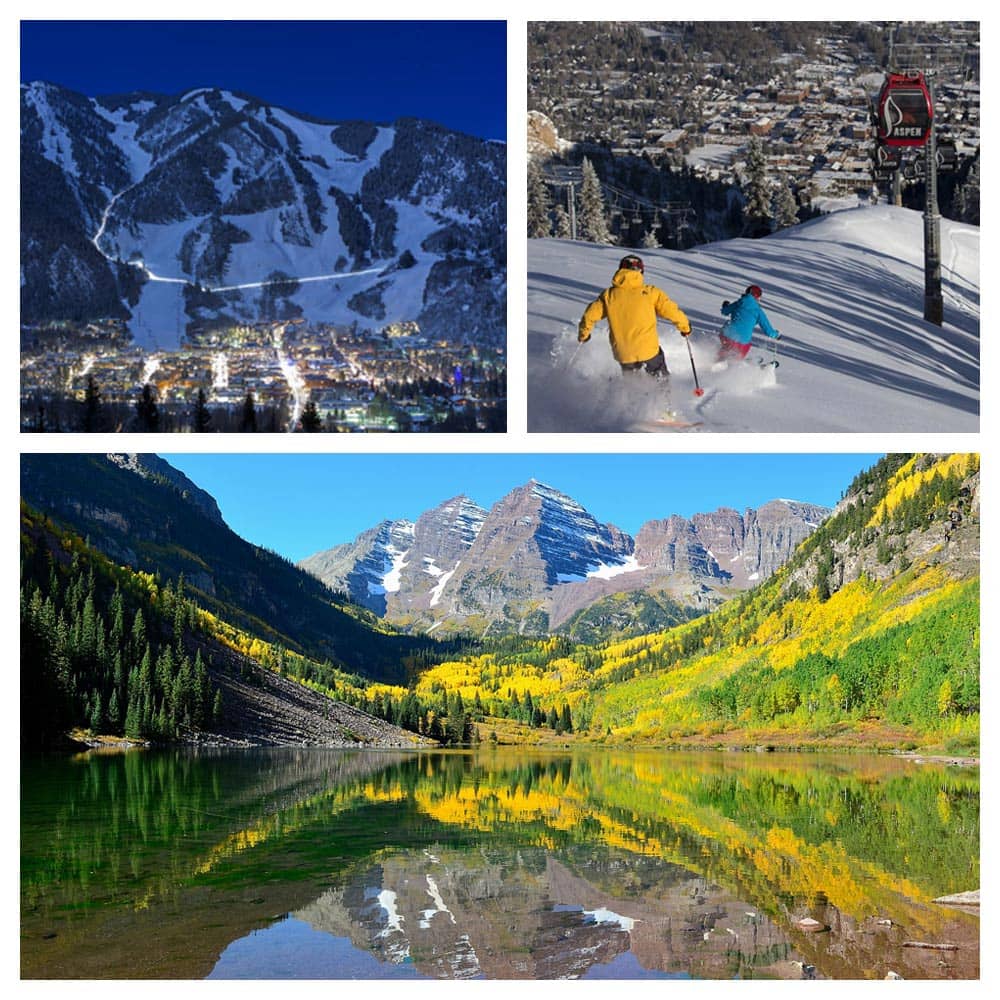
[
  {"xmin": 741, "ymin": 135, "xmax": 773, "ymax": 237},
  {"xmin": 193, "ymin": 388, "xmax": 212, "ymax": 432},
  {"xmin": 82, "ymin": 375, "xmax": 103, "ymax": 432},
  {"xmin": 522, "ymin": 690, "xmax": 534, "ymax": 725},
  {"xmin": 955, "ymin": 155, "xmax": 980, "ymax": 225},
  {"xmin": 240, "ymin": 391, "xmax": 258, "ymax": 432},
  {"xmin": 135, "ymin": 383, "xmax": 160, "ymax": 432},
  {"xmin": 131, "ymin": 608, "xmax": 146, "ymax": 659},
  {"xmin": 108, "ymin": 688, "xmax": 121, "ymax": 729},
  {"xmin": 88, "ymin": 690, "xmax": 103, "ymax": 732},
  {"xmin": 527, "ymin": 158, "xmax": 552, "ymax": 238},
  {"xmin": 771, "ymin": 183, "xmax": 799, "ymax": 231},
  {"xmin": 578, "ymin": 157, "xmax": 614, "ymax": 244},
  {"xmin": 559, "ymin": 703, "xmax": 573, "ymax": 733},
  {"xmin": 552, "ymin": 203, "xmax": 573, "ymax": 239},
  {"xmin": 299, "ymin": 400, "xmax": 322, "ymax": 432}
]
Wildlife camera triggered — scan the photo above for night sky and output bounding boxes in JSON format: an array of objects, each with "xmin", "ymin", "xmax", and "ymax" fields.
[{"xmin": 20, "ymin": 20, "xmax": 506, "ymax": 140}]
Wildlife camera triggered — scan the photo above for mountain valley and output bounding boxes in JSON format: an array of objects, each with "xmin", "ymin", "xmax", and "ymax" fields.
[{"xmin": 20, "ymin": 453, "xmax": 979, "ymax": 753}]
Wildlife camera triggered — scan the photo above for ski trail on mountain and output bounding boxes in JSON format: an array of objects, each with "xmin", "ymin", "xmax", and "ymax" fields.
[
  {"xmin": 92, "ymin": 184, "xmax": 383, "ymax": 293},
  {"xmin": 213, "ymin": 269, "xmax": 383, "ymax": 292}
]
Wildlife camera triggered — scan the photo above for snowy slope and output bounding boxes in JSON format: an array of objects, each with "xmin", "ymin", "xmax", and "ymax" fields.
[
  {"xmin": 527, "ymin": 205, "xmax": 979, "ymax": 433},
  {"xmin": 21, "ymin": 83, "xmax": 505, "ymax": 349}
]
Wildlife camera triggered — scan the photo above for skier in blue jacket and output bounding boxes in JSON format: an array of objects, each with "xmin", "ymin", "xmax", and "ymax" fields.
[{"xmin": 717, "ymin": 284, "xmax": 780, "ymax": 361}]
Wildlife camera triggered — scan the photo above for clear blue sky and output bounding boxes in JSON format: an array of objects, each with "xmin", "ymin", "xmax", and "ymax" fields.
[
  {"xmin": 20, "ymin": 20, "xmax": 506, "ymax": 140},
  {"xmin": 162, "ymin": 453, "xmax": 879, "ymax": 563}
]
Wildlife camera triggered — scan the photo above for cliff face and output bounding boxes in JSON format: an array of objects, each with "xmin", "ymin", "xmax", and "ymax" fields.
[
  {"xmin": 782, "ymin": 455, "xmax": 981, "ymax": 600},
  {"xmin": 388, "ymin": 496, "xmax": 489, "ymax": 615}
]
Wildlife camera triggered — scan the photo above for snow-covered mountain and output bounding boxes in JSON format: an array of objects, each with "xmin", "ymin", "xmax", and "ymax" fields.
[
  {"xmin": 299, "ymin": 495, "xmax": 488, "ymax": 618},
  {"xmin": 21, "ymin": 81, "xmax": 505, "ymax": 348},
  {"xmin": 298, "ymin": 520, "xmax": 417, "ymax": 616},
  {"xmin": 528, "ymin": 204, "xmax": 978, "ymax": 433},
  {"xmin": 300, "ymin": 482, "xmax": 829, "ymax": 636}
]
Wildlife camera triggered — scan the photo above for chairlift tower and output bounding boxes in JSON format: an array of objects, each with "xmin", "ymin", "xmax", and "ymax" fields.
[
  {"xmin": 544, "ymin": 165, "xmax": 583, "ymax": 240},
  {"xmin": 922, "ymin": 82, "xmax": 943, "ymax": 326},
  {"xmin": 884, "ymin": 26, "xmax": 976, "ymax": 325}
]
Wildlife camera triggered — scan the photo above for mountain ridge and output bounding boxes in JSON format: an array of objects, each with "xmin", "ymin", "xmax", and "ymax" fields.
[
  {"xmin": 19, "ymin": 453, "xmax": 446, "ymax": 683},
  {"xmin": 21, "ymin": 81, "xmax": 505, "ymax": 347},
  {"xmin": 299, "ymin": 480, "xmax": 830, "ymax": 637}
]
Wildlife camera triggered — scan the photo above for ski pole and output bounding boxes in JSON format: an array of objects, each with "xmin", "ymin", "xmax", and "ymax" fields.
[{"xmin": 686, "ymin": 336, "xmax": 705, "ymax": 397}]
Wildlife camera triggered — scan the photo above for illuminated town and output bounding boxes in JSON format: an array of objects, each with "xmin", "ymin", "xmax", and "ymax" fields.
[{"xmin": 21, "ymin": 319, "xmax": 506, "ymax": 433}]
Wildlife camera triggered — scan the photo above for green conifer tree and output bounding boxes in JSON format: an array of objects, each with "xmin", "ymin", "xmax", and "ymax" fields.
[
  {"xmin": 741, "ymin": 135, "xmax": 773, "ymax": 237},
  {"xmin": 193, "ymin": 388, "xmax": 212, "ymax": 433},
  {"xmin": 527, "ymin": 158, "xmax": 553, "ymax": 238},
  {"xmin": 578, "ymin": 157, "xmax": 614, "ymax": 244}
]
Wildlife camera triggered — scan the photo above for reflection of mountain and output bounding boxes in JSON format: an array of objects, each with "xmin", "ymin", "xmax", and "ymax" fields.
[
  {"xmin": 21, "ymin": 749, "xmax": 979, "ymax": 981},
  {"xmin": 292, "ymin": 849, "xmax": 805, "ymax": 979}
]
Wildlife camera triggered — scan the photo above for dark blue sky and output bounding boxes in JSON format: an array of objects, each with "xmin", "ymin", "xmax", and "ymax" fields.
[{"xmin": 20, "ymin": 20, "xmax": 506, "ymax": 140}]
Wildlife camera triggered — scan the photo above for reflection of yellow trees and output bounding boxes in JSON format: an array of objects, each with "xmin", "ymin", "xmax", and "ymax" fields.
[
  {"xmin": 403, "ymin": 753, "xmax": 971, "ymax": 934},
  {"xmin": 413, "ymin": 783, "xmax": 669, "ymax": 858},
  {"xmin": 71, "ymin": 748, "xmax": 973, "ymax": 945},
  {"xmin": 756, "ymin": 827, "xmax": 928, "ymax": 919}
]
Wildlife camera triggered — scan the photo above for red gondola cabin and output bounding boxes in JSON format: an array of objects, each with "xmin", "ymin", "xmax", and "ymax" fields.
[{"xmin": 876, "ymin": 72, "xmax": 934, "ymax": 147}]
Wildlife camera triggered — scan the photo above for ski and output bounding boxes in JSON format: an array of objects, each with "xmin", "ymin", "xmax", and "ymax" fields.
[{"xmin": 638, "ymin": 418, "xmax": 704, "ymax": 430}]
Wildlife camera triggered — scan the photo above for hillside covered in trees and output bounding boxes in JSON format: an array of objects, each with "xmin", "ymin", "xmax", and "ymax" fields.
[
  {"xmin": 363, "ymin": 455, "xmax": 979, "ymax": 753},
  {"xmin": 21, "ymin": 454, "xmax": 979, "ymax": 753},
  {"xmin": 20, "ymin": 506, "xmax": 436, "ymax": 749}
]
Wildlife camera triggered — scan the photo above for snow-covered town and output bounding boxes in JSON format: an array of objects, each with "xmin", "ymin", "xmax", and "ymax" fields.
[{"xmin": 529, "ymin": 22, "xmax": 979, "ymax": 231}]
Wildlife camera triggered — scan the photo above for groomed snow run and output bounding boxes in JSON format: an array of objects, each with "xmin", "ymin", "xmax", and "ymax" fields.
[{"xmin": 527, "ymin": 204, "xmax": 978, "ymax": 433}]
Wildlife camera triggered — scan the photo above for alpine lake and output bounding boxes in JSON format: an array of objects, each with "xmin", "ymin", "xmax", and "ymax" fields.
[{"xmin": 21, "ymin": 747, "xmax": 979, "ymax": 981}]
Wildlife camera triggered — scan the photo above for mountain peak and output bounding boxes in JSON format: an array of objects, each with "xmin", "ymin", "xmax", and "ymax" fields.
[
  {"xmin": 20, "ymin": 82, "xmax": 506, "ymax": 349},
  {"xmin": 298, "ymin": 482, "xmax": 831, "ymax": 638}
]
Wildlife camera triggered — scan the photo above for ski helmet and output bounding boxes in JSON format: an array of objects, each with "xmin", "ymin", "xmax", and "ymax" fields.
[
  {"xmin": 619, "ymin": 254, "xmax": 644, "ymax": 273},
  {"xmin": 746, "ymin": 284, "xmax": 763, "ymax": 299}
]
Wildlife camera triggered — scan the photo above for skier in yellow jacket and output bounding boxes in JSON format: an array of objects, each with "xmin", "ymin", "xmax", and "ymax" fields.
[{"xmin": 577, "ymin": 254, "xmax": 691, "ymax": 377}]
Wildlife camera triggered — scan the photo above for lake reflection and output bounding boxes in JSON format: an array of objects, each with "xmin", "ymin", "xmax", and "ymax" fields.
[{"xmin": 21, "ymin": 748, "xmax": 979, "ymax": 980}]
